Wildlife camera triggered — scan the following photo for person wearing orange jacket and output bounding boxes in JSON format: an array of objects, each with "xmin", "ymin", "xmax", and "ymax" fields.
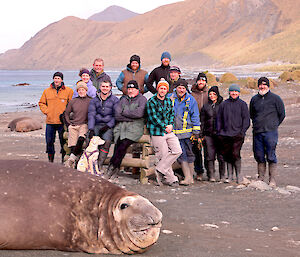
[{"xmin": 39, "ymin": 72, "xmax": 73, "ymax": 163}]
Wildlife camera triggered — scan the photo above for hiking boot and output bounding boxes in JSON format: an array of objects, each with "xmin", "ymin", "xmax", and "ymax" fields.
[
  {"xmin": 104, "ymin": 164, "xmax": 119, "ymax": 180},
  {"xmin": 48, "ymin": 153, "xmax": 54, "ymax": 163},
  {"xmin": 226, "ymin": 162, "xmax": 234, "ymax": 183},
  {"xmin": 64, "ymin": 153, "xmax": 77, "ymax": 168}
]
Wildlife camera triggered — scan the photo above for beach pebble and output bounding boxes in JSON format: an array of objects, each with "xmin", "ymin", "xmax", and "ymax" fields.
[
  {"xmin": 225, "ymin": 186, "xmax": 234, "ymax": 189},
  {"xmin": 245, "ymin": 249, "xmax": 253, "ymax": 252},
  {"xmin": 271, "ymin": 226, "xmax": 280, "ymax": 231},
  {"xmin": 156, "ymin": 199, "xmax": 167, "ymax": 203},
  {"xmin": 286, "ymin": 185, "xmax": 300, "ymax": 193},
  {"xmin": 248, "ymin": 181, "xmax": 272, "ymax": 191},
  {"xmin": 203, "ymin": 224, "xmax": 219, "ymax": 229},
  {"xmin": 276, "ymin": 188, "xmax": 291, "ymax": 195},
  {"xmin": 236, "ymin": 184, "xmax": 246, "ymax": 189},
  {"xmin": 162, "ymin": 229, "xmax": 173, "ymax": 234},
  {"xmin": 221, "ymin": 221, "xmax": 230, "ymax": 225}
]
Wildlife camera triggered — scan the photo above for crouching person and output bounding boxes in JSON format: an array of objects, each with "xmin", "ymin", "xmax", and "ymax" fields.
[
  {"xmin": 104, "ymin": 80, "xmax": 147, "ymax": 179},
  {"xmin": 172, "ymin": 78, "xmax": 201, "ymax": 185},
  {"xmin": 64, "ymin": 81, "xmax": 91, "ymax": 168},
  {"xmin": 147, "ymin": 79, "xmax": 182, "ymax": 187},
  {"xmin": 88, "ymin": 81, "xmax": 119, "ymax": 173}
]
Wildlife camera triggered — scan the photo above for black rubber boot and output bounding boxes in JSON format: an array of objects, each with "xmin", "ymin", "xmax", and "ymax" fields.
[
  {"xmin": 226, "ymin": 162, "xmax": 233, "ymax": 183},
  {"xmin": 234, "ymin": 159, "xmax": 242, "ymax": 184},
  {"xmin": 97, "ymin": 150, "xmax": 108, "ymax": 172},
  {"xmin": 73, "ymin": 136, "xmax": 85, "ymax": 156},
  {"xmin": 257, "ymin": 162, "xmax": 266, "ymax": 181},
  {"xmin": 207, "ymin": 161, "xmax": 216, "ymax": 182},
  {"xmin": 48, "ymin": 153, "xmax": 54, "ymax": 163},
  {"xmin": 219, "ymin": 161, "xmax": 226, "ymax": 182}
]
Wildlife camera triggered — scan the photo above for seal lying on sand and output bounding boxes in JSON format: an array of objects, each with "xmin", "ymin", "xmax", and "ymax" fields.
[
  {"xmin": 8, "ymin": 117, "xmax": 42, "ymax": 132},
  {"xmin": 0, "ymin": 160, "xmax": 162, "ymax": 254}
]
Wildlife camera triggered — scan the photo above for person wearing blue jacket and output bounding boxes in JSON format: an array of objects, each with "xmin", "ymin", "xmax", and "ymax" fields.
[
  {"xmin": 216, "ymin": 84, "xmax": 250, "ymax": 184},
  {"xmin": 250, "ymin": 77, "xmax": 285, "ymax": 187},
  {"xmin": 172, "ymin": 78, "xmax": 201, "ymax": 185},
  {"xmin": 88, "ymin": 80, "xmax": 119, "ymax": 172}
]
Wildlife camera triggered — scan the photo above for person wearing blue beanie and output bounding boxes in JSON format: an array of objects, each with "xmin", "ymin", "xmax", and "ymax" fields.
[
  {"xmin": 146, "ymin": 51, "xmax": 172, "ymax": 94},
  {"xmin": 161, "ymin": 51, "xmax": 171, "ymax": 61}
]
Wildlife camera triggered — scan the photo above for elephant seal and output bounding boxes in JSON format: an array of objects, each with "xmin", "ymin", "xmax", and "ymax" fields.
[
  {"xmin": 8, "ymin": 117, "xmax": 42, "ymax": 132},
  {"xmin": 0, "ymin": 160, "xmax": 162, "ymax": 254}
]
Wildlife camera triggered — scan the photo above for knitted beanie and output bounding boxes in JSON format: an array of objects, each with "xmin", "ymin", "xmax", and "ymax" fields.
[
  {"xmin": 229, "ymin": 84, "xmax": 240, "ymax": 92},
  {"xmin": 53, "ymin": 71, "xmax": 63, "ymax": 80},
  {"xmin": 129, "ymin": 54, "xmax": 140, "ymax": 65},
  {"xmin": 157, "ymin": 78, "xmax": 169, "ymax": 91},
  {"xmin": 161, "ymin": 51, "xmax": 171, "ymax": 61},
  {"xmin": 127, "ymin": 80, "xmax": 139, "ymax": 89},
  {"xmin": 258, "ymin": 77, "xmax": 270, "ymax": 87},
  {"xmin": 76, "ymin": 81, "xmax": 88, "ymax": 91}
]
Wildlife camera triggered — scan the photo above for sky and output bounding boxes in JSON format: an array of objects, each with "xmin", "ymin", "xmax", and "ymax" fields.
[{"xmin": 1, "ymin": 0, "xmax": 182, "ymax": 54}]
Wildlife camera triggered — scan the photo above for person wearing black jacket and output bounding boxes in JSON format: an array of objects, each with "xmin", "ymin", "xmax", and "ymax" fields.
[
  {"xmin": 146, "ymin": 51, "xmax": 171, "ymax": 94},
  {"xmin": 250, "ymin": 77, "xmax": 285, "ymax": 187},
  {"xmin": 216, "ymin": 84, "xmax": 250, "ymax": 184},
  {"xmin": 200, "ymin": 86, "xmax": 225, "ymax": 182}
]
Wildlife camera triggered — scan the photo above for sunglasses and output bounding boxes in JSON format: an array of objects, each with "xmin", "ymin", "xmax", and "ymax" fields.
[
  {"xmin": 198, "ymin": 78, "xmax": 206, "ymax": 81},
  {"xmin": 260, "ymin": 82, "xmax": 268, "ymax": 85}
]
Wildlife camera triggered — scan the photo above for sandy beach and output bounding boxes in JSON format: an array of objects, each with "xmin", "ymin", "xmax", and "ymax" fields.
[{"xmin": 0, "ymin": 81, "xmax": 300, "ymax": 257}]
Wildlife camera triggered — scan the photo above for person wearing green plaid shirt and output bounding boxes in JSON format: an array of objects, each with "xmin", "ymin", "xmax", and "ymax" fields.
[{"xmin": 146, "ymin": 79, "xmax": 182, "ymax": 187}]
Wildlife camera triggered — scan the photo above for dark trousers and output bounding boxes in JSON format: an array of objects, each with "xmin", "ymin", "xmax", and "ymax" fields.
[
  {"xmin": 110, "ymin": 138, "xmax": 135, "ymax": 169},
  {"xmin": 204, "ymin": 135, "xmax": 225, "ymax": 163},
  {"xmin": 192, "ymin": 143, "xmax": 205, "ymax": 174},
  {"xmin": 45, "ymin": 124, "xmax": 65, "ymax": 155},
  {"xmin": 253, "ymin": 130, "xmax": 278, "ymax": 163},
  {"xmin": 218, "ymin": 135, "xmax": 244, "ymax": 163}
]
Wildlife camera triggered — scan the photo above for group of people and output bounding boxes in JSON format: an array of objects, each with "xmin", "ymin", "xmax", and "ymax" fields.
[{"xmin": 38, "ymin": 52, "xmax": 285, "ymax": 187}]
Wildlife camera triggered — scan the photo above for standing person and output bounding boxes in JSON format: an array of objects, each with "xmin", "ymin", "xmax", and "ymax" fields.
[
  {"xmin": 64, "ymin": 81, "xmax": 91, "ymax": 168},
  {"xmin": 88, "ymin": 81, "xmax": 119, "ymax": 172},
  {"xmin": 172, "ymin": 78, "xmax": 201, "ymax": 185},
  {"xmin": 146, "ymin": 51, "xmax": 172, "ymax": 94},
  {"xmin": 89, "ymin": 58, "xmax": 112, "ymax": 91},
  {"xmin": 104, "ymin": 80, "xmax": 147, "ymax": 179},
  {"xmin": 250, "ymin": 77, "xmax": 285, "ymax": 187},
  {"xmin": 147, "ymin": 79, "xmax": 182, "ymax": 187},
  {"xmin": 216, "ymin": 84, "xmax": 250, "ymax": 184},
  {"xmin": 200, "ymin": 86, "xmax": 225, "ymax": 182},
  {"xmin": 191, "ymin": 72, "xmax": 209, "ymax": 181},
  {"xmin": 168, "ymin": 65, "xmax": 181, "ymax": 94},
  {"xmin": 116, "ymin": 54, "xmax": 149, "ymax": 95},
  {"xmin": 72, "ymin": 68, "xmax": 97, "ymax": 98},
  {"xmin": 39, "ymin": 72, "xmax": 73, "ymax": 163}
]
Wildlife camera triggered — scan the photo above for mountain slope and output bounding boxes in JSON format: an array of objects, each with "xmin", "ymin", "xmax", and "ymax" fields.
[{"xmin": 0, "ymin": 0, "xmax": 299, "ymax": 69}]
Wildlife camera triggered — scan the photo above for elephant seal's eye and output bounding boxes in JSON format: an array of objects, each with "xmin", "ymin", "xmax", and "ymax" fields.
[{"xmin": 120, "ymin": 203, "xmax": 129, "ymax": 210}]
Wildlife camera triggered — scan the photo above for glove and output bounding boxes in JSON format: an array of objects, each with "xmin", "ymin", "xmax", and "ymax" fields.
[
  {"xmin": 192, "ymin": 133, "xmax": 200, "ymax": 140},
  {"xmin": 99, "ymin": 125, "xmax": 110, "ymax": 134},
  {"xmin": 88, "ymin": 130, "xmax": 95, "ymax": 139}
]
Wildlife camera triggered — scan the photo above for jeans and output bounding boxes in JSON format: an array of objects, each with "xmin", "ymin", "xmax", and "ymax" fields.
[
  {"xmin": 253, "ymin": 130, "xmax": 278, "ymax": 163},
  {"xmin": 178, "ymin": 138, "xmax": 195, "ymax": 163},
  {"xmin": 45, "ymin": 124, "xmax": 65, "ymax": 155}
]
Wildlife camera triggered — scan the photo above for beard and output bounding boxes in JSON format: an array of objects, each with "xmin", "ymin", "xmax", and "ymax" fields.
[{"xmin": 259, "ymin": 88, "xmax": 269, "ymax": 96}]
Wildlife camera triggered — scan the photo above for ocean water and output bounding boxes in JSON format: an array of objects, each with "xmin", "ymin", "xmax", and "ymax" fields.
[
  {"xmin": 0, "ymin": 70, "xmax": 120, "ymax": 113},
  {"xmin": 0, "ymin": 69, "xmax": 279, "ymax": 113}
]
